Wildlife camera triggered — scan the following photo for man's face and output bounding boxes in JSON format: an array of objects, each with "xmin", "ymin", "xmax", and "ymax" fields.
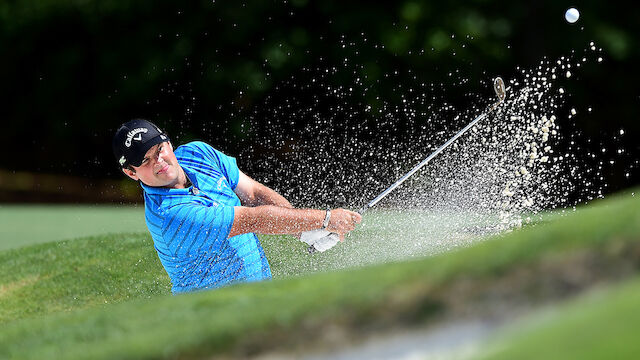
[{"xmin": 122, "ymin": 142, "xmax": 182, "ymax": 188}]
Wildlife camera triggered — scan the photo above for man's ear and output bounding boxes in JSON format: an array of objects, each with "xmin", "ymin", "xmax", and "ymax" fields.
[{"xmin": 122, "ymin": 167, "xmax": 139, "ymax": 181}]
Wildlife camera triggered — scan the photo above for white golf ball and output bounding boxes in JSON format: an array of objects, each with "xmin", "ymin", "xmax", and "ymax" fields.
[{"xmin": 565, "ymin": 8, "xmax": 579, "ymax": 23}]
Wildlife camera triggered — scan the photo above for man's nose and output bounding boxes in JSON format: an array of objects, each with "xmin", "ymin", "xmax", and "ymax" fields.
[{"xmin": 154, "ymin": 154, "xmax": 165, "ymax": 168}]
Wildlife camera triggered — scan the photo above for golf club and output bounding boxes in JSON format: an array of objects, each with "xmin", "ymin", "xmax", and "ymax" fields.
[
  {"xmin": 305, "ymin": 77, "xmax": 507, "ymax": 253},
  {"xmin": 358, "ymin": 76, "xmax": 507, "ymax": 214}
]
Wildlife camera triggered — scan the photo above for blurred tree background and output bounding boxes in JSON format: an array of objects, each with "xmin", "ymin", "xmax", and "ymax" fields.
[{"xmin": 0, "ymin": 0, "xmax": 637, "ymax": 203}]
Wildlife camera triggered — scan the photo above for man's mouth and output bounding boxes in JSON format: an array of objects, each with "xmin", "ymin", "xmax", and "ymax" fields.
[{"xmin": 157, "ymin": 164, "xmax": 169, "ymax": 174}]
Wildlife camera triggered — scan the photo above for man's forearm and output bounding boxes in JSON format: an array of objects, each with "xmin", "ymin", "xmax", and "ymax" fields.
[{"xmin": 229, "ymin": 205, "xmax": 323, "ymax": 237}]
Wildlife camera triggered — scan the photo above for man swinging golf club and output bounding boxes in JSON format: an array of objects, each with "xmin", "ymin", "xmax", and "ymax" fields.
[
  {"xmin": 113, "ymin": 119, "xmax": 361, "ymax": 294},
  {"xmin": 113, "ymin": 77, "xmax": 504, "ymax": 293}
]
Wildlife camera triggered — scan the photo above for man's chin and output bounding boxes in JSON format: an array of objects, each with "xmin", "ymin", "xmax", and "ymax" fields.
[
  {"xmin": 140, "ymin": 176, "xmax": 177, "ymax": 188},
  {"xmin": 160, "ymin": 174, "xmax": 181, "ymax": 188}
]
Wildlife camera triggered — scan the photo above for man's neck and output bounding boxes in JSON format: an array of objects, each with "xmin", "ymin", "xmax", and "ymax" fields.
[{"xmin": 171, "ymin": 166, "xmax": 190, "ymax": 189}]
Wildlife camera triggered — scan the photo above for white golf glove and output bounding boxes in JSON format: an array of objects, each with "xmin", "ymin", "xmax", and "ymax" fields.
[{"xmin": 300, "ymin": 229, "xmax": 340, "ymax": 253}]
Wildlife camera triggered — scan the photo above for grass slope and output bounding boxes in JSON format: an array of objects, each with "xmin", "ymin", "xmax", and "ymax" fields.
[
  {"xmin": 0, "ymin": 205, "xmax": 147, "ymax": 251},
  {"xmin": 0, "ymin": 206, "xmax": 494, "ymax": 324},
  {"xmin": 0, "ymin": 233, "xmax": 170, "ymax": 324},
  {"xmin": 0, "ymin": 192, "xmax": 638, "ymax": 359},
  {"xmin": 0, "ymin": 207, "xmax": 534, "ymax": 325}
]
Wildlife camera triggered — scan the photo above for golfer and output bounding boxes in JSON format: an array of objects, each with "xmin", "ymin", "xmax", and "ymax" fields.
[{"xmin": 113, "ymin": 119, "xmax": 361, "ymax": 294}]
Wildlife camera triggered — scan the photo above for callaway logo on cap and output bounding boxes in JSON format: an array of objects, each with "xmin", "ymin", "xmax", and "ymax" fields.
[
  {"xmin": 124, "ymin": 128, "xmax": 149, "ymax": 147},
  {"xmin": 112, "ymin": 119, "xmax": 170, "ymax": 168}
]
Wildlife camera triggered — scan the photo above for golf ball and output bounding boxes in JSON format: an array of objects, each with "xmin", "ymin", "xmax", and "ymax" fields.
[{"xmin": 565, "ymin": 8, "xmax": 579, "ymax": 23}]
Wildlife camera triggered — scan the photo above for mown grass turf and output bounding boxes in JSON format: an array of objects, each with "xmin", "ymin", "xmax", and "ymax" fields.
[
  {"xmin": 0, "ymin": 208, "xmax": 437, "ymax": 324},
  {"xmin": 0, "ymin": 205, "xmax": 147, "ymax": 251},
  {"xmin": 0, "ymin": 233, "xmax": 170, "ymax": 324},
  {"xmin": 0, "ymin": 206, "xmax": 510, "ymax": 324},
  {"xmin": 0, "ymin": 191, "xmax": 637, "ymax": 359},
  {"xmin": 474, "ymin": 276, "xmax": 640, "ymax": 360},
  {"xmin": 0, "ymin": 204, "xmax": 493, "ymax": 325}
]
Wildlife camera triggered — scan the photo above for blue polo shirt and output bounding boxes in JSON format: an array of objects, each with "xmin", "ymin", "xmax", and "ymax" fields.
[{"xmin": 141, "ymin": 141, "xmax": 272, "ymax": 294}]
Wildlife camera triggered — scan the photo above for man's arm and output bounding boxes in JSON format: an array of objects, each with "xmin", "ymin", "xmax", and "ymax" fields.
[
  {"xmin": 228, "ymin": 206, "xmax": 361, "ymax": 239},
  {"xmin": 230, "ymin": 171, "xmax": 362, "ymax": 241},
  {"xmin": 234, "ymin": 171, "xmax": 293, "ymax": 208}
]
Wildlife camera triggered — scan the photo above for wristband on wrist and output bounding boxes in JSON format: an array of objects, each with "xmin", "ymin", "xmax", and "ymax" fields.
[{"xmin": 322, "ymin": 208, "xmax": 331, "ymax": 230}]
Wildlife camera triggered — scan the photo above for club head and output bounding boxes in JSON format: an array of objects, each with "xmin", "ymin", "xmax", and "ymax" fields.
[{"xmin": 494, "ymin": 77, "xmax": 506, "ymax": 102}]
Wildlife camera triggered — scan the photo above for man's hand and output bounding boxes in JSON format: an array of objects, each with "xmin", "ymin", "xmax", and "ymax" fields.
[
  {"xmin": 300, "ymin": 208, "xmax": 362, "ymax": 253},
  {"xmin": 326, "ymin": 208, "xmax": 362, "ymax": 241}
]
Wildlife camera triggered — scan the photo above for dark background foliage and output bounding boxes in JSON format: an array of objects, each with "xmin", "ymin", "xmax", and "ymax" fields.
[{"xmin": 0, "ymin": 0, "xmax": 637, "ymax": 203}]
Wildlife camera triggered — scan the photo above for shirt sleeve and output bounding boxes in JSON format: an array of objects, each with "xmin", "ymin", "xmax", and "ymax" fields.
[
  {"xmin": 192, "ymin": 141, "xmax": 240, "ymax": 189},
  {"xmin": 160, "ymin": 202, "xmax": 235, "ymax": 256}
]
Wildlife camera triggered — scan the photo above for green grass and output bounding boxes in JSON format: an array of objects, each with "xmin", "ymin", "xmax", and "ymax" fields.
[
  {"xmin": 475, "ymin": 276, "xmax": 640, "ymax": 360},
  {"xmin": 0, "ymin": 233, "xmax": 170, "ymax": 323},
  {"xmin": 0, "ymin": 205, "xmax": 147, "ymax": 251},
  {"xmin": 0, "ymin": 191, "xmax": 638, "ymax": 359},
  {"xmin": 0, "ymin": 205, "xmax": 480, "ymax": 324}
]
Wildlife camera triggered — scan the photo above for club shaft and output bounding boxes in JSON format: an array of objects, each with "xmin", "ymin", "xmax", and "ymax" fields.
[{"xmin": 359, "ymin": 100, "xmax": 501, "ymax": 214}]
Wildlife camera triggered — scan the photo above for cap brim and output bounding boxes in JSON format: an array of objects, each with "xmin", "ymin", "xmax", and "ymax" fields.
[{"xmin": 128, "ymin": 135, "xmax": 170, "ymax": 167}]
